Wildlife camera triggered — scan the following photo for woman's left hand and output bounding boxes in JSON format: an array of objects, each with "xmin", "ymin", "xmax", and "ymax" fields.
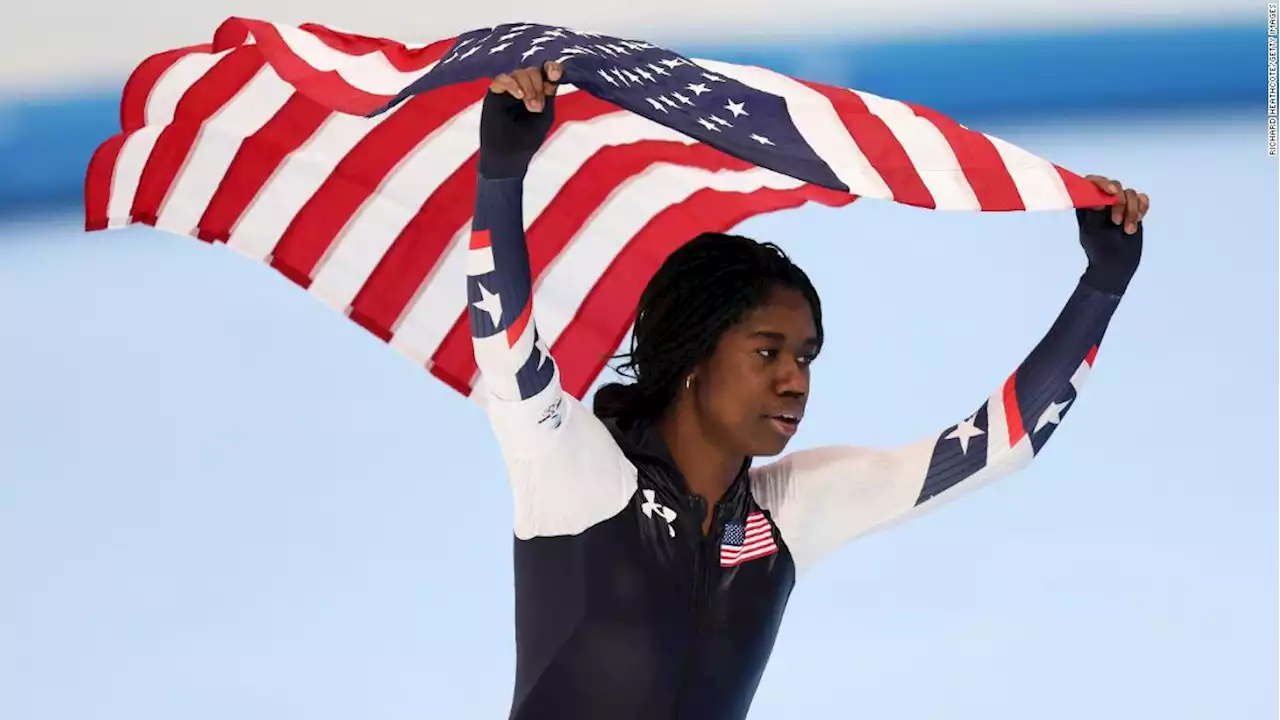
[
  {"xmin": 1076, "ymin": 174, "xmax": 1147, "ymax": 295},
  {"xmin": 1084, "ymin": 174, "xmax": 1150, "ymax": 235}
]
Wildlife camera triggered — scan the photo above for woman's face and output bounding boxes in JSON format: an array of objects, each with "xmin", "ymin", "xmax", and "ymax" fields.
[{"xmin": 693, "ymin": 286, "xmax": 819, "ymax": 458}]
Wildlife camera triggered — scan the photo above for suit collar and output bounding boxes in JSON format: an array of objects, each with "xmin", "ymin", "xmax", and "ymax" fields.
[{"xmin": 605, "ymin": 415, "xmax": 751, "ymax": 506}]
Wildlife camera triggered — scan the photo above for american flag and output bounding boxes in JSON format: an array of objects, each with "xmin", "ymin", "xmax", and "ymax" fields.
[
  {"xmin": 85, "ymin": 17, "xmax": 1112, "ymax": 401},
  {"xmin": 720, "ymin": 512, "xmax": 779, "ymax": 568}
]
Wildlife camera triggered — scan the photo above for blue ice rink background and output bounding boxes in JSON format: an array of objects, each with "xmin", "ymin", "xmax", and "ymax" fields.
[
  {"xmin": 3, "ymin": 108, "xmax": 1275, "ymax": 719},
  {"xmin": 1, "ymin": 3, "xmax": 1277, "ymax": 717}
]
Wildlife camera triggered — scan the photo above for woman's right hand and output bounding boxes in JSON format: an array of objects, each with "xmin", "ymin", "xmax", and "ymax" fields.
[
  {"xmin": 491, "ymin": 61, "xmax": 563, "ymax": 113},
  {"xmin": 479, "ymin": 61, "xmax": 564, "ymax": 178}
]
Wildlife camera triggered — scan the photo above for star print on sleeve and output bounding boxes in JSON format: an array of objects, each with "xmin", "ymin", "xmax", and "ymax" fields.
[
  {"xmin": 467, "ymin": 175, "xmax": 558, "ymax": 403},
  {"xmin": 913, "ymin": 283, "xmax": 1118, "ymax": 504},
  {"xmin": 944, "ymin": 413, "xmax": 985, "ymax": 454},
  {"xmin": 1033, "ymin": 399, "xmax": 1071, "ymax": 433},
  {"xmin": 472, "ymin": 280, "xmax": 504, "ymax": 327}
]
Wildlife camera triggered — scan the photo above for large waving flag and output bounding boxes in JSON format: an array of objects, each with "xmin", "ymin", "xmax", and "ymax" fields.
[{"xmin": 85, "ymin": 17, "xmax": 1111, "ymax": 400}]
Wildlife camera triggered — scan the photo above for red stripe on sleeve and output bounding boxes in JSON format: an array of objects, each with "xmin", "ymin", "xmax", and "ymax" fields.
[{"xmin": 1001, "ymin": 373, "xmax": 1026, "ymax": 447}]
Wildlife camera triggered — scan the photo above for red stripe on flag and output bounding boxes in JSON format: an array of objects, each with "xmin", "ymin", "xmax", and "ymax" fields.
[
  {"xmin": 1056, "ymin": 167, "xmax": 1114, "ymax": 207},
  {"xmin": 543, "ymin": 91, "xmax": 623, "ymax": 126},
  {"xmin": 525, "ymin": 144, "xmax": 756, "ymax": 273},
  {"xmin": 429, "ymin": 315, "xmax": 478, "ymax": 393},
  {"xmin": 268, "ymin": 82, "xmax": 485, "ymax": 285},
  {"xmin": 347, "ymin": 92, "xmax": 624, "ymax": 343},
  {"xmin": 429, "ymin": 328, "xmax": 475, "ymax": 395},
  {"xmin": 218, "ymin": 18, "xmax": 399, "ymax": 115},
  {"xmin": 469, "ymin": 229, "xmax": 491, "ymax": 249},
  {"xmin": 296, "ymin": 23, "xmax": 455, "ymax": 72},
  {"xmin": 1001, "ymin": 373, "xmax": 1026, "ymax": 447},
  {"xmin": 195, "ymin": 94, "xmax": 333, "ymax": 243},
  {"xmin": 1084, "ymin": 344, "xmax": 1098, "ymax": 367},
  {"xmin": 129, "ymin": 48, "xmax": 267, "ymax": 227},
  {"xmin": 345, "ymin": 155, "xmax": 478, "ymax": 342},
  {"xmin": 904, "ymin": 103, "xmax": 1025, "ymax": 211},
  {"xmin": 84, "ymin": 135, "xmax": 126, "ymax": 231},
  {"xmin": 555, "ymin": 183, "xmax": 854, "ymax": 399},
  {"xmin": 799, "ymin": 81, "xmax": 935, "ymax": 209},
  {"xmin": 120, "ymin": 45, "xmax": 214, "ymax": 131},
  {"xmin": 89, "ymin": 45, "xmax": 217, "ymax": 231}
]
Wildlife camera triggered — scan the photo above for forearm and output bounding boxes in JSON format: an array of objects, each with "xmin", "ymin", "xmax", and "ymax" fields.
[
  {"xmin": 1018, "ymin": 209, "xmax": 1138, "ymax": 380},
  {"xmin": 923, "ymin": 211, "xmax": 1140, "ymax": 492},
  {"xmin": 468, "ymin": 173, "xmax": 558, "ymax": 403},
  {"xmin": 980, "ymin": 278, "xmax": 1119, "ymax": 462}
]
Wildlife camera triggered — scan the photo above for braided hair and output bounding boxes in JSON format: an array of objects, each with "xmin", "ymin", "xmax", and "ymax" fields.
[{"xmin": 593, "ymin": 232, "xmax": 823, "ymax": 421}]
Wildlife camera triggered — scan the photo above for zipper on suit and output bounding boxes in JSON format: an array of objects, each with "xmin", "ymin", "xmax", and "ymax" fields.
[{"xmin": 674, "ymin": 495, "xmax": 730, "ymax": 717}]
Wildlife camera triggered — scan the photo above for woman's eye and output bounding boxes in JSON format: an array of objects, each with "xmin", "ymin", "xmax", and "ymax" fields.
[{"xmin": 757, "ymin": 348, "xmax": 778, "ymax": 359}]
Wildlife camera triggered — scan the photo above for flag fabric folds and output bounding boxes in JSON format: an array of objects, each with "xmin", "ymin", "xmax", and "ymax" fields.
[{"xmin": 84, "ymin": 17, "xmax": 1111, "ymax": 401}]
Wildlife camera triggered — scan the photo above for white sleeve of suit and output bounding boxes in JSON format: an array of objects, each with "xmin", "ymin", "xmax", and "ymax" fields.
[{"xmin": 469, "ymin": 172, "xmax": 637, "ymax": 540}]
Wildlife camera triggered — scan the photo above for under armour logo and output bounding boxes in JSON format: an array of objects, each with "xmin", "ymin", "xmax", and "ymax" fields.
[{"xmin": 641, "ymin": 489, "xmax": 677, "ymax": 538}]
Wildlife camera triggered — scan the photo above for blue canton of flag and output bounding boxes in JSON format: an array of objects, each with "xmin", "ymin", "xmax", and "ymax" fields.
[
  {"xmin": 371, "ymin": 22, "xmax": 847, "ymax": 192},
  {"xmin": 723, "ymin": 522, "xmax": 745, "ymax": 544}
]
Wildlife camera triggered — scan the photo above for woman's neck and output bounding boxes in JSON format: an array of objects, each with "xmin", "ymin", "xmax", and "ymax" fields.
[{"xmin": 656, "ymin": 405, "xmax": 743, "ymax": 507}]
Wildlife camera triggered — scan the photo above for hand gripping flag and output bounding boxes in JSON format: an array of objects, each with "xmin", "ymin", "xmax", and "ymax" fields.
[{"xmin": 84, "ymin": 18, "xmax": 1113, "ymax": 400}]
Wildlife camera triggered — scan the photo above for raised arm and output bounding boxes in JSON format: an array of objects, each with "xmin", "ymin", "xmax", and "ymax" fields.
[
  {"xmin": 751, "ymin": 180, "xmax": 1149, "ymax": 575},
  {"xmin": 470, "ymin": 63, "xmax": 636, "ymax": 539}
]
